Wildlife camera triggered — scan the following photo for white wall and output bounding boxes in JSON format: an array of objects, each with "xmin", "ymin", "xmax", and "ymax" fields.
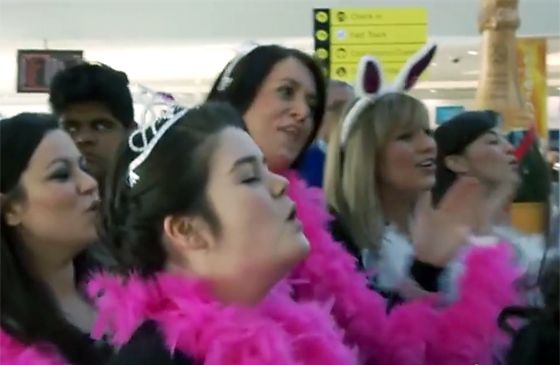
[{"xmin": 2, "ymin": 0, "xmax": 559, "ymax": 43}]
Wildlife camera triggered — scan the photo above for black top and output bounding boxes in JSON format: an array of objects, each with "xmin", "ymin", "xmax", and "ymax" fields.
[
  {"xmin": 328, "ymin": 209, "xmax": 362, "ymax": 267},
  {"xmin": 328, "ymin": 208, "xmax": 443, "ymax": 310},
  {"xmin": 507, "ymin": 318, "xmax": 559, "ymax": 365},
  {"xmin": 110, "ymin": 321, "xmax": 196, "ymax": 365}
]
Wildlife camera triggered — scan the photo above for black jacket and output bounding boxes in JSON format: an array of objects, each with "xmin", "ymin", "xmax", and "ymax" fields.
[
  {"xmin": 109, "ymin": 321, "xmax": 196, "ymax": 365},
  {"xmin": 328, "ymin": 208, "xmax": 443, "ymax": 310}
]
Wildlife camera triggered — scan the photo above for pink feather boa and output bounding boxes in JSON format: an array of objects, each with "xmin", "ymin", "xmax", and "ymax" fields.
[
  {"xmin": 285, "ymin": 172, "xmax": 521, "ymax": 365},
  {"xmin": 88, "ymin": 274, "xmax": 358, "ymax": 365},
  {"xmin": 0, "ymin": 330, "xmax": 69, "ymax": 365},
  {"xmin": 87, "ymin": 172, "xmax": 521, "ymax": 365}
]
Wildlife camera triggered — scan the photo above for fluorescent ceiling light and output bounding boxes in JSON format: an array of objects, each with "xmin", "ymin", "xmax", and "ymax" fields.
[{"xmin": 547, "ymin": 52, "xmax": 560, "ymax": 66}]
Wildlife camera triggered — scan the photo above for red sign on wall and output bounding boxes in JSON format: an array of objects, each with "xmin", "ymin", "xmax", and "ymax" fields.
[{"xmin": 17, "ymin": 50, "xmax": 83, "ymax": 93}]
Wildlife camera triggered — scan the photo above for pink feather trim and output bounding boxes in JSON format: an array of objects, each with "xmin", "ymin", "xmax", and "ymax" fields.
[
  {"xmin": 0, "ymin": 330, "xmax": 70, "ymax": 365},
  {"xmin": 88, "ymin": 273, "xmax": 357, "ymax": 365},
  {"xmin": 87, "ymin": 171, "xmax": 521, "ymax": 365},
  {"xmin": 285, "ymin": 172, "xmax": 521, "ymax": 365}
]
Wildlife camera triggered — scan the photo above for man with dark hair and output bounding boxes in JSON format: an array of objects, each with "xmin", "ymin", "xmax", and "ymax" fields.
[{"xmin": 49, "ymin": 63, "xmax": 134, "ymax": 188}]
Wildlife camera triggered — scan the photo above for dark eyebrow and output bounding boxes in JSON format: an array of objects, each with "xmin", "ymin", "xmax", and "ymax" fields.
[
  {"xmin": 90, "ymin": 117, "xmax": 117, "ymax": 124},
  {"xmin": 486, "ymin": 130, "xmax": 499, "ymax": 138},
  {"xmin": 48, "ymin": 156, "xmax": 83, "ymax": 169},
  {"xmin": 48, "ymin": 158, "xmax": 68, "ymax": 168},
  {"xmin": 280, "ymin": 77, "xmax": 299, "ymax": 86},
  {"xmin": 280, "ymin": 77, "xmax": 318, "ymax": 99},
  {"xmin": 63, "ymin": 117, "xmax": 115, "ymax": 125},
  {"xmin": 229, "ymin": 155, "xmax": 265, "ymax": 173},
  {"xmin": 61, "ymin": 118, "xmax": 79, "ymax": 126}
]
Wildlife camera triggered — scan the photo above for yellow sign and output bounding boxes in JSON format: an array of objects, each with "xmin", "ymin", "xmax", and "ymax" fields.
[
  {"xmin": 313, "ymin": 7, "xmax": 428, "ymax": 83},
  {"xmin": 330, "ymin": 8, "xmax": 427, "ymax": 26},
  {"xmin": 330, "ymin": 25, "xmax": 427, "ymax": 45},
  {"xmin": 516, "ymin": 38, "xmax": 548, "ymax": 140},
  {"xmin": 331, "ymin": 64, "xmax": 399, "ymax": 82},
  {"xmin": 330, "ymin": 44, "xmax": 421, "ymax": 63}
]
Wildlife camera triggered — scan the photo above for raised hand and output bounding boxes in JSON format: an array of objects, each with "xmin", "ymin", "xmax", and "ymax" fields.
[{"xmin": 411, "ymin": 177, "xmax": 483, "ymax": 267}]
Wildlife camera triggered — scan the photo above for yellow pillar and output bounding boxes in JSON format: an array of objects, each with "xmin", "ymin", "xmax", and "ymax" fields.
[{"xmin": 475, "ymin": 0, "xmax": 547, "ymax": 234}]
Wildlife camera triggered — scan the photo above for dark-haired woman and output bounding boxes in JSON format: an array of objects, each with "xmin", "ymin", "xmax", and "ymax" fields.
[
  {"xmin": 204, "ymin": 45, "xmax": 521, "ymax": 365},
  {"xmin": 91, "ymin": 103, "xmax": 352, "ymax": 365},
  {"xmin": 87, "ymin": 99, "xmax": 520, "ymax": 365},
  {"xmin": 433, "ymin": 110, "xmax": 547, "ymax": 284},
  {"xmin": 1, "ymin": 113, "xmax": 110, "ymax": 365}
]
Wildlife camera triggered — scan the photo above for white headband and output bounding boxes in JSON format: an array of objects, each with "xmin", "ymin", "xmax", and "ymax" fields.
[{"xmin": 340, "ymin": 43, "xmax": 437, "ymax": 146}]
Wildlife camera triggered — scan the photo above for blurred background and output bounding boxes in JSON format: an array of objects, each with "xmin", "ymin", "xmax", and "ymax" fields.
[{"xmin": 0, "ymin": 0, "xmax": 559, "ymax": 129}]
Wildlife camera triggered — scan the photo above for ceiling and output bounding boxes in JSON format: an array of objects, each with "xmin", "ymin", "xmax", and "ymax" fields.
[
  {"xmin": 0, "ymin": 0, "xmax": 559, "ymax": 105},
  {"xmin": 2, "ymin": 0, "xmax": 559, "ymax": 42}
]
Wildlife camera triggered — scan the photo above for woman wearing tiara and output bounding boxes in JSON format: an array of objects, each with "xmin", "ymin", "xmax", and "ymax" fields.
[
  {"xmin": 88, "ymin": 98, "xmax": 517, "ymax": 365},
  {"xmin": 92, "ymin": 102, "xmax": 366, "ymax": 365}
]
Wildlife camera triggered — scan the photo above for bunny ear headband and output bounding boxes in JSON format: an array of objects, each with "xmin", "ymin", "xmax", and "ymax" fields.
[{"xmin": 339, "ymin": 43, "xmax": 437, "ymax": 146}]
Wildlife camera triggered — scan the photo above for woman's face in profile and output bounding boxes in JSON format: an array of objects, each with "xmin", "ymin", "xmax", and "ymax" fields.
[
  {"xmin": 4, "ymin": 130, "xmax": 99, "ymax": 255},
  {"xmin": 459, "ymin": 128, "xmax": 520, "ymax": 188},
  {"xmin": 378, "ymin": 123, "xmax": 437, "ymax": 194},
  {"xmin": 171, "ymin": 127, "xmax": 309, "ymax": 305}
]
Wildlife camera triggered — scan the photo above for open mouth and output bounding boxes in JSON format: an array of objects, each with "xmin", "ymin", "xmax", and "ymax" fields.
[
  {"xmin": 87, "ymin": 200, "xmax": 100, "ymax": 212},
  {"xmin": 279, "ymin": 125, "xmax": 302, "ymax": 139},
  {"xmin": 509, "ymin": 159, "xmax": 519, "ymax": 168},
  {"xmin": 286, "ymin": 205, "xmax": 297, "ymax": 221},
  {"xmin": 416, "ymin": 158, "xmax": 435, "ymax": 168}
]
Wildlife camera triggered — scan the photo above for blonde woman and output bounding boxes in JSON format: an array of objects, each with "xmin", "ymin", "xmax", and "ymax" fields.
[
  {"xmin": 324, "ymin": 45, "xmax": 518, "ymax": 307},
  {"xmin": 326, "ymin": 92, "xmax": 434, "ymax": 273}
]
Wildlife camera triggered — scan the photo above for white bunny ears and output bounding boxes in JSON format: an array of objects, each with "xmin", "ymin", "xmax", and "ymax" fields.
[{"xmin": 339, "ymin": 43, "xmax": 437, "ymax": 145}]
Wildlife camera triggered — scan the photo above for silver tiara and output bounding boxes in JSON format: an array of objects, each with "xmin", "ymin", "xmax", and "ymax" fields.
[
  {"xmin": 127, "ymin": 104, "xmax": 188, "ymax": 187},
  {"xmin": 130, "ymin": 83, "xmax": 177, "ymax": 128},
  {"xmin": 216, "ymin": 41, "xmax": 259, "ymax": 92},
  {"xmin": 340, "ymin": 43, "xmax": 437, "ymax": 146}
]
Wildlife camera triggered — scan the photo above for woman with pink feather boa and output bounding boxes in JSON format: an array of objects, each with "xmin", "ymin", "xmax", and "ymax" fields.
[{"xmin": 89, "ymin": 45, "xmax": 521, "ymax": 365}]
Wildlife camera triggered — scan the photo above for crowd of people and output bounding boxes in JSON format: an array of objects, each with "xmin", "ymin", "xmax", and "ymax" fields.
[{"xmin": 1, "ymin": 42, "xmax": 558, "ymax": 365}]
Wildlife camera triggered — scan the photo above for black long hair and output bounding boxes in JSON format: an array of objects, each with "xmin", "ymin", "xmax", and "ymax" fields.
[
  {"xmin": 0, "ymin": 113, "xmax": 103, "ymax": 365},
  {"xmin": 207, "ymin": 45, "xmax": 327, "ymax": 168},
  {"xmin": 102, "ymin": 102, "xmax": 245, "ymax": 275},
  {"xmin": 499, "ymin": 255, "xmax": 559, "ymax": 365},
  {"xmin": 432, "ymin": 110, "xmax": 500, "ymax": 205}
]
